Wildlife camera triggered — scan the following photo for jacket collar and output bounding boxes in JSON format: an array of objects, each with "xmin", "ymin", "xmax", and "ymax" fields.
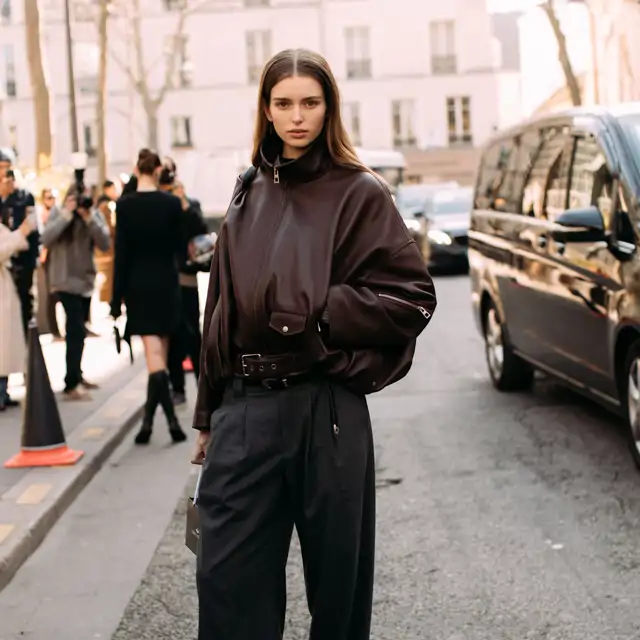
[{"xmin": 259, "ymin": 132, "xmax": 331, "ymax": 184}]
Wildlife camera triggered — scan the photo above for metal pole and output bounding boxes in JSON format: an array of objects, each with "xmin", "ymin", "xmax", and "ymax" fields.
[{"xmin": 63, "ymin": 0, "xmax": 79, "ymax": 152}]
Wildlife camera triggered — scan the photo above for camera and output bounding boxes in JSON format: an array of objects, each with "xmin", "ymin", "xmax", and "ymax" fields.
[{"xmin": 73, "ymin": 168, "xmax": 93, "ymax": 210}]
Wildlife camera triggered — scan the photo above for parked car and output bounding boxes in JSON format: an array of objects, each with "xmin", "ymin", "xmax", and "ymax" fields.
[
  {"xmin": 396, "ymin": 182, "xmax": 459, "ymax": 262},
  {"xmin": 469, "ymin": 103, "xmax": 640, "ymax": 470},
  {"xmin": 422, "ymin": 186, "xmax": 473, "ymax": 271}
]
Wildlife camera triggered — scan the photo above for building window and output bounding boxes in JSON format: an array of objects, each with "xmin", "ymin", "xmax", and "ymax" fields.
[
  {"xmin": 246, "ymin": 30, "xmax": 271, "ymax": 84},
  {"xmin": 171, "ymin": 116, "xmax": 192, "ymax": 148},
  {"xmin": 343, "ymin": 102, "xmax": 361, "ymax": 146},
  {"xmin": 83, "ymin": 123, "xmax": 96, "ymax": 158},
  {"xmin": 345, "ymin": 27, "xmax": 371, "ymax": 79},
  {"xmin": 3, "ymin": 45, "xmax": 16, "ymax": 98},
  {"xmin": 244, "ymin": 0, "xmax": 269, "ymax": 6},
  {"xmin": 391, "ymin": 99, "xmax": 416, "ymax": 147},
  {"xmin": 73, "ymin": 0, "xmax": 97, "ymax": 22},
  {"xmin": 7, "ymin": 124, "xmax": 17, "ymax": 158},
  {"xmin": 446, "ymin": 96, "xmax": 472, "ymax": 145},
  {"xmin": 163, "ymin": 0, "xmax": 185, "ymax": 10},
  {"xmin": 0, "ymin": 0, "xmax": 11, "ymax": 24},
  {"xmin": 430, "ymin": 21, "xmax": 456, "ymax": 75},
  {"xmin": 165, "ymin": 34, "xmax": 192, "ymax": 88}
]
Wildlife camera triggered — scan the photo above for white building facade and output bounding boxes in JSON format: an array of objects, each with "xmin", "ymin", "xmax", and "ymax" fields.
[{"xmin": 0, "ymin": 0, "xmax": 515, "ymax": 192}]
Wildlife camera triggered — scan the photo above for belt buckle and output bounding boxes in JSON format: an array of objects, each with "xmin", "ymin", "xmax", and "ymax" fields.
[
  {"xmin": 241, "ymin": 353, "xmax": 261, "ymax": 377},
  {"xmin": 263, "ymin": 378, "xmax": 289, "ymax": 390}
]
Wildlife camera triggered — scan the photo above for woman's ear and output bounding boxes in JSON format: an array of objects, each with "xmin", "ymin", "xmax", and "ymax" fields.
[{"xmin": 264, "ymin": 105, "xmax": 273, "ymax": 122}]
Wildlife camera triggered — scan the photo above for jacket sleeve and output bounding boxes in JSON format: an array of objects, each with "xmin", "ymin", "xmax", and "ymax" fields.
[
  {"xmin": 110, "ymin": 203, "xmax": 127, "ymax": 317},
  {"xmin": 86, "ymin": 208, "xmax": 111, "ymax": 252},
  {"xmin": 0, "ymin": 228, "xmax": 28, "ymax": 263},
  {"xmin": 323, "ymin": 174, "xmax": 437, "ymax": 348},
  {"xmin": 40, "ymin": 206, "xmax": 73, "ymax": 248},
  {"xmin": 192, "ymin": 227, "xmax": 223, "ymax": 431}
]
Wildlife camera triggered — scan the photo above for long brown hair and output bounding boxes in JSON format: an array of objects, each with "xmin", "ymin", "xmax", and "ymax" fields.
[{"xmin": 251, "ymin": 48, "xmax": 368, "ymax": 172}]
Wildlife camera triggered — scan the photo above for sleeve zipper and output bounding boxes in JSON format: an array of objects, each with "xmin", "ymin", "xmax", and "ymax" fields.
[{"xmin": 377, "ymin": 292, "xmax": 432, "ymax": 320}]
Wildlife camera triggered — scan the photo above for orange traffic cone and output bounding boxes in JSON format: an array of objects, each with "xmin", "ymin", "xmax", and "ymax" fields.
[
  {"xmin": 183, "ymin": 357, "xmax": 193, "ymax": 372},
  {"xmin": 4, "ymin": 323, "xmax": 83, "ymax": 468}
]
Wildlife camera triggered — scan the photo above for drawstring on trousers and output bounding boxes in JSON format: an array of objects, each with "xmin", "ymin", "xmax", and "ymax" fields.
[{"xmin": 328, "ymin": 384, "xmax": 339, "ymax": 436}]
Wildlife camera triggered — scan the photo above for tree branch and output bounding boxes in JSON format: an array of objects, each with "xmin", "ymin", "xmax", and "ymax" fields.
[
  {"xmin": 154, "ymin": 0, "xmax": 208, "ymax": 106},
  {"xmin": 541, "ymin": 0, "xmax": 582, "ymax": 106},
  {"xmin": 109, "ymin": 46, "xmax": 140, "ymax": 91}
]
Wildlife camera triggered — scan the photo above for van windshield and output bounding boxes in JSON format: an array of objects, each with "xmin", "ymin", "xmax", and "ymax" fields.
[{"xmin": 618, "ymin": 114, "xmax": 640, "ymax": 150}]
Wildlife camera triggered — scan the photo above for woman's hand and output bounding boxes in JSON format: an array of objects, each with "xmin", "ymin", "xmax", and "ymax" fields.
[{"xmin": 191, "ymin": 430, "xmax": 210, "ymax": 465}]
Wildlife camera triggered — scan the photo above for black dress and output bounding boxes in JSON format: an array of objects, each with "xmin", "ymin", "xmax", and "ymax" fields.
[{"xmin": 111, "ymin": 190, "xmax": 183, "ymax": 337}]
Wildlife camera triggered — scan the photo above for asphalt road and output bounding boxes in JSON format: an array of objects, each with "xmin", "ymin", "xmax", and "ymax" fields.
[{"xmin": 5, "ymin": 274, "xmax": 640, "ymax": 639}]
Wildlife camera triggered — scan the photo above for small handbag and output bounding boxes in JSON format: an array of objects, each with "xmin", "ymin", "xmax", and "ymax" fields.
[
  {"xmin": 113, "ymin": 323, "xmax": 134, "ymax": 364},
  {"xmin": 185, "ymin": 466, "xmax": 203, "ymax": 555}
]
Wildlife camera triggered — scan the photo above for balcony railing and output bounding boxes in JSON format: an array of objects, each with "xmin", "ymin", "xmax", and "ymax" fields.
[
  {"xmin": 448, "ymin": 133, "xmax": 473, "ymax": 147},
  {"xmin": 346, "ymin": 59, "xmax": 371, "ymax": 80},
  {"xmin": 393, "ymin": 137, "xmax": 417, "ymax": 149},
  {"xmin": 432, "ymin": 55, "xmax": 457, "ymax": 75}
]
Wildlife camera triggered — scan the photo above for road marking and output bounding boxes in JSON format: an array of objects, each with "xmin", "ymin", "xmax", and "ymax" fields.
[
  {"xmin": 82, "ymin": 427, "xmax": 105, "ymax": 440},
  {"xmin": 0, "ymin": 524, "xmax": 15, "ymax": 544},
  {"xmin": 16, "ymin": 484, "xmax": 52, "ymax": 505}
]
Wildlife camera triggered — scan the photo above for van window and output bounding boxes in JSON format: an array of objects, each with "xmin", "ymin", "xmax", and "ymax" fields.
[
  {"xmin": 522, "ymin": 130, "xmax": 567, "ymax": 218},
  {"xmin": 476, "ymin": 130, "xmax": 541, "ymax": 214},
  {"xmin": 475, "ymin": 140, "xmax": 508, "ymax": 211},
  {"xmin": 569, "ymin": 136, "xmax": 614, "ymax": 228},
  {"xmin": 545, "ymin": 144, "xmax": 572, "ymax": 222},
  {"xmin": 497, "ymin": 129, "xmax": 541, "ymax": 214}
]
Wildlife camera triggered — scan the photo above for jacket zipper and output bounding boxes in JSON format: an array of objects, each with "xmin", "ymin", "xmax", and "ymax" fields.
[
  {"xmin": 251, "ymin": 179, "xmax": 287, "ymax": 336},
  {"xmin": 274, "ymin": 167, "xmax": 280, "ymax": 184},
  {"xmin": 378, "ymin": 292, "xmax": 431, "ymax": 320}
]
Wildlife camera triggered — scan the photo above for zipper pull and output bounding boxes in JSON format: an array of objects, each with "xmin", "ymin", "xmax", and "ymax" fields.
[
  {"xmin": 273, "ymin": 167, "xmax": 280, "ymax": 184},
  {"xmin": 418, "ymin": 306, "xmax": 431, "ymax": 319}
]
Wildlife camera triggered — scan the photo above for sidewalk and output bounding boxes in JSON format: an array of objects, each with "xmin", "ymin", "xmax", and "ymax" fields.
[{"xmin": 0, "ymin": 298, "xmax": 148, "ymax": 591}]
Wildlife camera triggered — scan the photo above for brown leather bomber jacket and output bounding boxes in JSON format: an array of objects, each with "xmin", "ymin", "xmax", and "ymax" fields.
[{"xmin": 193, "ymin": 137, "xmax": 437, "ymax": 430}]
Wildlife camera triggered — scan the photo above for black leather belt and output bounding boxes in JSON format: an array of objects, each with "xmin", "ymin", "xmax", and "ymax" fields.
[{"xmin": 233, "ymin": 353, "xmax": 310, "ymax": 379}]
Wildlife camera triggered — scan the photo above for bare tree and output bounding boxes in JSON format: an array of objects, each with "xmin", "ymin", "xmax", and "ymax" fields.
[
  {"xmin": 24, "ymin": 0, "xmax": 53, "ymax": 171},
  {"xmin": 110, "ymin": 0, "xmax": 201, "ymax": 149},
  {"xmin": 97, "ymin": 0, "xmax": 109, "ymax": 186},
  {"xmin": 541, "ymin": 0, "xmax": 582, "ymax": 106}
]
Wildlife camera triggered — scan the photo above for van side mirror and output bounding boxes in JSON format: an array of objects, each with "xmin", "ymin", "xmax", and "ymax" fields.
[
  {"xmin": 552, "ymin": 206, "xmax": 606, "ymax": 243},
  {"xmin": 555, "ymin": 206, "xmax": 604, "ymax": 232}
]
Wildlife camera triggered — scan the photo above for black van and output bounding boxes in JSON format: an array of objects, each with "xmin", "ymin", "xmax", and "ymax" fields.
[{"xmin": 469, "ymin": 104, "xmax": 640, "ymax": 470}]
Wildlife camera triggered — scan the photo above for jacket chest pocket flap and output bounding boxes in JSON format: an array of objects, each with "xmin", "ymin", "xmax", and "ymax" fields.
[{"xmin": 269, "ymin": 311, "xmax": 307, "ymax": 336}]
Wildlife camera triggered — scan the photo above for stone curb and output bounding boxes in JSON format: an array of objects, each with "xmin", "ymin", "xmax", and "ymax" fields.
[{"xmin": 0, "ymin": 369, "xmax": 148, "ymax": 593}]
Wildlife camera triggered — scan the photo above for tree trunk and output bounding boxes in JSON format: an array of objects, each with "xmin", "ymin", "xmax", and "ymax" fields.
[
  {"xmin": 97, "ymin": 0, "xmax": 109, "ymax": 186},
  {"xmin": 23, "ymin": 0, "xmax": 53, "ymax": 171},
  {"xmin": 542, "ymin": 0, "xmax": 582, "ymax": 106},
  {"xmin": 146, "ymin": 104, "xmax": 159, "ymax": 150}
]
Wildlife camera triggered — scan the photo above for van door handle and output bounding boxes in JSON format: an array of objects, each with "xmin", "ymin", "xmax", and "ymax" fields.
[{"xmin": 537, "ymin": 235, "xmax": 547, "ymax": 249}]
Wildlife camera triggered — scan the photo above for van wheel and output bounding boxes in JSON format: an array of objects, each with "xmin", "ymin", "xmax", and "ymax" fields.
[
  {"xmin": 622, "ymin": 342, "xmax": 640, "ymax": 470},
  {"xmin": 484, "ymin": 302, "xmax": 534, "ymax": 391}
]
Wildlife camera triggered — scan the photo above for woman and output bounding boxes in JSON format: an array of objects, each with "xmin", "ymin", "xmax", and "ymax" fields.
[
  {"xmin": 110, "ymin": 148, "xmax": 187, "ymax": 444},
  {"xmin": 41, "ymin": 191, "xmax": 111, "ymax": 400},
  {"xmin": 192, "ymin": 49, "xmax": 437, "ymax": 639},
  {"xmin": 166, "ymin": 180, "xmax": 208, "ymax": 404},
  {"xmin": 0, "ymin": 212, "xmax": 35, "ymax": 410}
]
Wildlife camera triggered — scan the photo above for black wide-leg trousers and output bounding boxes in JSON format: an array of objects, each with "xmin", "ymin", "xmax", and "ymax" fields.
[{"xmin": 196, "ymin": 378, "xmax": 376, "ymax": 640}]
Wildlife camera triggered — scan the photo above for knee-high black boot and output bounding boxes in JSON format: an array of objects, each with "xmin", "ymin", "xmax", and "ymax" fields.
[
  {"xmin": 154, "ymin": 370, "xmax": 187, "ymax": 443},
  {"xmin": 135, "ymin": 373, "xmax": 160, "ymax": 445}
]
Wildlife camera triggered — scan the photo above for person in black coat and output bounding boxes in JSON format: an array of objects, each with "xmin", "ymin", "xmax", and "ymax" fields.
[
  {"xmin": 166, "ymin": 180, "xmax": 209, "ymax": 403},
  {"xmin": 110, "ymin": 148, "xmax": 187, "ymax": 445}
]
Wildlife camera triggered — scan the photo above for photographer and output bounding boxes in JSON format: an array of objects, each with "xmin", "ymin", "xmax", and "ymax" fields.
[
  {"xmin": 0, "ymin": 151, "xmax": 39, "ymax": 339},
  {"xmin": 41, "ymin": 190, "xmax": 110, "ymax": 401}
]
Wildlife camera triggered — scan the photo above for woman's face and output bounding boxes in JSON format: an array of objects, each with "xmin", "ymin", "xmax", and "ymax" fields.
[{"xmin": 265, "ymin": 75, "xmax": 327, "ymax": 159}]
